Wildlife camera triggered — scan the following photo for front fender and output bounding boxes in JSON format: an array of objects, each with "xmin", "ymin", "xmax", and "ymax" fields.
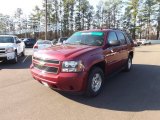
[{"xmin": 84, "ymin": 52, "xmax": 105, "ymax": 72}]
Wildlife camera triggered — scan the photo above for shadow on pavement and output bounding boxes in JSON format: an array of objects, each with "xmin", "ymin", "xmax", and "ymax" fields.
[
  {"xmin": 136, "ymin": 51, "xmax": 160, "ymax": 53},
  {"xmin": 0, "ymin": 55, "xmax": 32, "ymax": 69},
  {"xmin": 61, "ymin": 64, "xmax": 160, "ymax": 111}
]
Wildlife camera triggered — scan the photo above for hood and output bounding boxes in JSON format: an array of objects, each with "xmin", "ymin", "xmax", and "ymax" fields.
[
  {"xmin": 34, "ymin": 45, "xmax": 100, "ymax": 60},
  {"xmin": 0, "ymin": 43, "xmax": 14, "ymax": 48}
]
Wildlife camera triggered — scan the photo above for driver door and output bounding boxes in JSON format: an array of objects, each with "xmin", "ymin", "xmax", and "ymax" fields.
[{"xmin": 104, "ymin": 31, "xmax": 122, "ymax": 75}]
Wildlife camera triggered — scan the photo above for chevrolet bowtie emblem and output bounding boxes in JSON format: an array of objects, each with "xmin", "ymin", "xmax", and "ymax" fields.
[{"xmin": 39, "ymin": 61, "xmax": 45, "ymax": 66}]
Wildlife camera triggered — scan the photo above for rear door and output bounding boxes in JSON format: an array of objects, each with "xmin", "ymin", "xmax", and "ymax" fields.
[
  {"xmin": 104, "ymin": 31, "xmax": 122, "ymax": 74},
  {"xmin": 115, "ymin": 31, "xmax": 128, "ymax": 66}
]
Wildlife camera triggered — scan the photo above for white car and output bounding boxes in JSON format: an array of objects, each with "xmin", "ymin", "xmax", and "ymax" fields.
[
  {"xmin": 0, "ymin": 35, "xmax": 25, "ymax": 63},
  {"xmin": 141, "ymin": 39, "xmax": 151, "ymax": 45},
  {"xmin": 33, "ymin": 40, "xmax": 53, "ymax": 52},
  {"xmin": 137, "ymin": 39, "xmax": 151, "ymax": 45}
]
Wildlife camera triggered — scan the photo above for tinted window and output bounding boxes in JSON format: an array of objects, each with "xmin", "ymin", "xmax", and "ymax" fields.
[
  {"xmin": 0, "ymin": 37, "xmax": 14, "ymax": 43},
  {"xmin": 15, "ymin": 37, "xmax": 21, "ymax": 43},
  {"xmin": 66, "ymin": 32, "xmax": 104, "ymax": 46},
  {"xmin": 116, "ymin": 32, "xmax": 127, "ymax": 45},
  {"xmin": 123, "ymin": 32, "xmax": 132, "ymax": 44},
  {"xmin": 107, "ymin": 32, "xmax": 119, "ymax": 45},
  {"xmin": 23, "ymin": 38, "xmax": 29, "ymax": 42}
]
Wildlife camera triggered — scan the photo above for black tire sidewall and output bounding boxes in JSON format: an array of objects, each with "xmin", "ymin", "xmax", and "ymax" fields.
[{"xmin": 85, "ymin": 67, "xmax": 104, "ymax": 97}]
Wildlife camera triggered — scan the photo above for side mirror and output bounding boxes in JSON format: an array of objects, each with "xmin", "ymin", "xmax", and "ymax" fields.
[{"xmin": 109, "ymin": 40, "xmax": 120, "ymax": 46}]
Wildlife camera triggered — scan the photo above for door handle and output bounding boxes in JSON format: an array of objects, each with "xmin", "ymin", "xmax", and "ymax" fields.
[{"xmin": 107, "ymin": 48, "xmax": 114, "ymax": 53}]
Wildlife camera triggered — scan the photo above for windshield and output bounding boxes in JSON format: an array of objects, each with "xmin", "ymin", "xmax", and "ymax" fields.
[
  {"xmin": 0, "ymin": 37, "xmax": 14, "ymax": 43},
  {"xmin": 23, "ymin": 38, "xmax": 29, "ymax": 41},
  {"xmin": 66, "ymin": 32, "xmax": 104, "ymax": 46},
  {"xmin": 37, "ymin": 40, "xmax": 51, "ymax": 44}
]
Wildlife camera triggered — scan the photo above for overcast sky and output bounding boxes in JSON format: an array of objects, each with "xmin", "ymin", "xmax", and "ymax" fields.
[{"xmin": 0, "ymin": 0, "xmax": 102, "ymax": 16}]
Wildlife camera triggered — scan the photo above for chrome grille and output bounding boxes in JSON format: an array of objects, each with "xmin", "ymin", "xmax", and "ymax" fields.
[
  {"xmin": 33, "ymin": 63, "xmax": 58, "ymax": 73},
  {"xmin": 0, "ymin": 48, "xmax": 5, "ymax": 54},
  {"xmin": 33, "ymin": 57, "xmax": 60, "ymax": 64}
]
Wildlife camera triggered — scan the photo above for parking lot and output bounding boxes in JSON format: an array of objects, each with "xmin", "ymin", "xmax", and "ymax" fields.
[{"xmin": 0, "ymin": 45, "xmax": 160, "ymax": 120}]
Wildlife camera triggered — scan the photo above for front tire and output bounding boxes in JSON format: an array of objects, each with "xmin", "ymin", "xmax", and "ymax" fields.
[
  {"xmin": 85, "ymin": 67, "xmax": 104, "ymax": 97},
  {"xmin": 12, "ymin": 52, "xmax": 18, "ymax": 63},
  {"xmin": 21, "ymin": 48, "xmax": 25, "ymax": 57}
]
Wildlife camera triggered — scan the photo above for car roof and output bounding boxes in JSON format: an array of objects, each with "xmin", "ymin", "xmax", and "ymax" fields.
[{"xmin": 78, "ymin": 29, "xmax": 123, "ymax": 33}]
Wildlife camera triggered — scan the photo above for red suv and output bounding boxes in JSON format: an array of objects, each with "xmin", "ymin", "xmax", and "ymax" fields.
[{"xmin": 30, "ymin": 29, "xmax": 134, "ymax": 97}]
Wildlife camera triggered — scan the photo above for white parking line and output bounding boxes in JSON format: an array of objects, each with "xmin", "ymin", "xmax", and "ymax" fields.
[{"xmin": 22, "ymin": 55, "xmax": 30, "ymax": 63}]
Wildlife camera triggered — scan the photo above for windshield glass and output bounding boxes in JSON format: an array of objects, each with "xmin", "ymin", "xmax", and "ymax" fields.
[
  {"xmin": 0, "ymin": 37, "xmax": 14, "ymax": 43},
  {"xmin": 23, "ymin": 38, "xmax": 29, "ymax": 41},
  {"xmin": 37, "ymin": 40, "xmax": 51, "ymax": 44},
  {"xmin": 66, "ymin": 32, "xmax": 104, "ymax": 46}
]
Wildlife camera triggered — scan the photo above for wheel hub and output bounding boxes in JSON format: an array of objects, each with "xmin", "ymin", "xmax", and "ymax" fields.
[{"xmin": 91, "ymin": 73, "xmax": 102, "ymax": 92}]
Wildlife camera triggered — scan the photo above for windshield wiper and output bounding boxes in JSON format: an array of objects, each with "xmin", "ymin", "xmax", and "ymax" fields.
[
  {"xmin": 77, "ymin": 42, "xmax": 93, "ymax": 46},
  {"xmin": 65, "ymin": 42, "xmax": 92, "ymax": 46},
  {"xmin": 65, "ymin": 42, "xmax": 76, "ymax": 45}
]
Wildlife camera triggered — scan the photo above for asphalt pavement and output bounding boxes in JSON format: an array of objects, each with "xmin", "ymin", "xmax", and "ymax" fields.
[{"xmin": 0, "ymin": 45, "xmax": 160, "ymax": 120}]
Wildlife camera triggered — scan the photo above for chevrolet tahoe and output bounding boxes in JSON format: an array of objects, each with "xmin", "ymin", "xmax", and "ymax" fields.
[{"xmin": 30, "ymin": 29, "xmax": 134, "ymax": 97}]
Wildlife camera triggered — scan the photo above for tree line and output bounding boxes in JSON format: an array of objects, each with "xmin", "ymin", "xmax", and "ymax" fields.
[{"xmin": 0, "ymin": 0, "xmax": 159, "ymax": 40}]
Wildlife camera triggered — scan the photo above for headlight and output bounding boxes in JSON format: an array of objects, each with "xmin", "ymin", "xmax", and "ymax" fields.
[
  {"xmin": 6, "ymin": 47, "xmax": 14, "ymax": 53},
  {"xmin": 62, "ymin": 60, "xmax": 85, "ymax": 72}
]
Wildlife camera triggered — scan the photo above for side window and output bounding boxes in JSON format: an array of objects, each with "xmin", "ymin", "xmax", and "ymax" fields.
[
  {"xmin": 116, "ymin": 32, "xmax": 127, "ymax": 45},
  {"xmin": 123, "ymin": 33, "xmax": 131, "ymax": 44},
  {"xmin": 124, "ymin": 33, "xmax": 133, "ymax": 44},
  {"xmin": 14, "ymin": 37, "xmax": 18, "ymax": 43},
  {"xmin": 107, "ymin": 32, "xmax": 119, "ymax": 45},
  {"xmin": 15, "ymin": 37, "xmax": 21, "ymax": 43}
]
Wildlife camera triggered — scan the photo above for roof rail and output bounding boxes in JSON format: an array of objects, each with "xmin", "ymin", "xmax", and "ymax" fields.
[{"xmin": 111, "ymin": 28, "xmax": 123, "ymax": 31}]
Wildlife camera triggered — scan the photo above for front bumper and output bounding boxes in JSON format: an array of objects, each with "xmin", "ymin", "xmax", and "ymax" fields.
[
  {"xmin": 0, "ymin": 52, "xmax": 15, "ymax": 61},
  {"xmin": 30, "ymin": 64, "xmax": 88, "ymax": 92}
]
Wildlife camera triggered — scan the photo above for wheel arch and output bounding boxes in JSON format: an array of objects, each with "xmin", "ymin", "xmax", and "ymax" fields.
[
  {"xmin": 88, "ymin": 61, "xmax": 106, "ymax": 74},
  {"xmin": 129, "ymin": 51, "xmax": 134, "ymax": 58}
]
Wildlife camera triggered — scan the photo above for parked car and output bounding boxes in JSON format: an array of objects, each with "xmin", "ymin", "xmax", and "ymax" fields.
[
  {"xmin": 23, "ymin": 38, "xmax": 36, "ymax": 47},
  {"xmin": 0, "ymin": 35, "xmax": 25, "ymax": 63},
  {"xmin": 141, "ymin": 39, "xmax": 151, "ymax": 45},
  {"xmin": 52, "ymin": 39, "xmax": 58, "ymax": 45},
  {"xmin": 33, "ymin": 40, "xmax": 53, "ymax": 52},
  {"xmin": 56, "ymin": 37, "xmax": 68, "ymax": 45},
  {"xmin": 133, "ymin": 40, "xmax": 138, "ymax": 47},
  {"xmin": 137, "ymin": 39, "xmax": 151, "ymax": 46},
  {"xmin": 136, "ymin": 39, "xmax": 142, "ymax": 46},
  {"xmin": 30, "ymin": 29, "xmax": 134, "ymax": 97}
]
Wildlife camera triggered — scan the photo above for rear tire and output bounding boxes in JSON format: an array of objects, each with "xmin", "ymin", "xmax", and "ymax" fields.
[
  {"xmin": 124, "ymin": 55, "xmax": 132, "ymax": 72},
  {"xmin": 85, "ymin": 67, "xmax": 104, "ymax": 97}
]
